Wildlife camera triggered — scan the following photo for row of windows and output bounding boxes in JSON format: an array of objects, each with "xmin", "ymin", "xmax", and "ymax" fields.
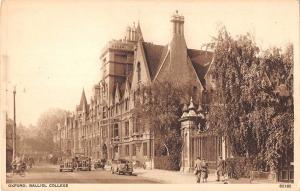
[
  {"xmin": 123, "ymin": 142, "xmax": 148, "ymax": 156},
  {"xmin": 112, "ymin": 119, "xmax": 144, "ymax": 138}
]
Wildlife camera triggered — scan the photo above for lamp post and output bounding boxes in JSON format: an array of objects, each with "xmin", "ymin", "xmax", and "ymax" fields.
[{"xmin": 12, "ymin": 86, "xmax": 16, "ymax": 160}]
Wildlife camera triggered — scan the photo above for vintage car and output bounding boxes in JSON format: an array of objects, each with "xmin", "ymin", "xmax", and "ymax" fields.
[
  {"xmin": 94, "ymin": 159, "xmax": 106, "ymax": 170},
  {"xmin": 75, "ymin": 156, "xmax": 91, "ymax": 171},
  {"xmin": 59, "ymin": 159, "xmax": 74, "ymax": 172},
  {"xmin": 111, "ymin": 159, "xmax": 133, "ymax": 175}
]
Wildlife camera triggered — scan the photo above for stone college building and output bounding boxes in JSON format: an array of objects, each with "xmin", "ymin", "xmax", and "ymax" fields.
[{"xmin": 53, "ymin": 11, "xmax": 229, "ymax": 171}]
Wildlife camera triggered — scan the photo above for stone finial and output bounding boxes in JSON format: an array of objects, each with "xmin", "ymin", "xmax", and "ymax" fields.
[
  {"xmin": 197, "ymin": 103, "xmax": 203, "ymax": 113},
  {"xmin": 188, "ymin": 97, "xmax": 197, "ymax": 116},
  {"xmin": 181, "ymin": 104, "xmax": 188, "ymax": 118},
  {"xmin": 188, "ymin": 97, "xmax": 195, "ymax": 110},
  {"xmin": 197, "ymin": 103, "xmax": 205, "ymax": 119}
]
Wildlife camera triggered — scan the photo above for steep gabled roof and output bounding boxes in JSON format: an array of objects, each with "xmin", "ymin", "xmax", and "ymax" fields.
[
  {"xmin": 136, "ymin": 22, "xmax": 144, "ymax": 41},
  {"xmin": 187, "ymin": 49, "xmax": 214, "ymax": 79},
  {"xmin": 78, "ymin": 89, "xmax": 88, "ymax": 111},
  {"xmin": 142, "ymin": 42, "xmax": 167, "ymax": 80}
]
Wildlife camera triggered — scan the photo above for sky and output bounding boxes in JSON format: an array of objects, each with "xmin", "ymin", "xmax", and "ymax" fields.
[{"xmin": 1, "ymin": 0, "xmax": 298, "ymax": 126}]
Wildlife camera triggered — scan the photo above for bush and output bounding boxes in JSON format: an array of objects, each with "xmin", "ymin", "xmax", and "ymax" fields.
[
  {"xmin": 154, "ymin": 155, "xmax": 180, "ymax": 171},
  {"xmin": 225, "ymin": 157, "xmax": 254, "ymax": 179}
]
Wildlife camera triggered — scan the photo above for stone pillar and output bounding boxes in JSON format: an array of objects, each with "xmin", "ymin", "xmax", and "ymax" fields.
[
  {"xmin": 222, "ymin": 136, "xmax": 226, "ymax": 159},
  {"xmin": 179, "ymin": 97, "xmax": 205, "ymax": 173}
]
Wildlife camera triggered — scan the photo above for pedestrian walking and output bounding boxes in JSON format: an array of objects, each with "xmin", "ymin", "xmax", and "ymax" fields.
[
  {"xmin": 194, "ymin": 157, "xmax": 202, "ymax": 183},
  {"xmin": 200, "ymin": 158, "xmax": 208, "ymax": 183}
]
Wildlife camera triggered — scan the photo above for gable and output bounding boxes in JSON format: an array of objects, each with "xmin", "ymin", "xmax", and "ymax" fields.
[{"xmin": 131, "ymin": 40, "xmax": 154, "ymax": 91}]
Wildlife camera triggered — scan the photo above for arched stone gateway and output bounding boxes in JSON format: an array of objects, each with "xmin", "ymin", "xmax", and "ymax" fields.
[{"xmin": 179, "ymin": 98, "xmax": 231, "ymax": 173}]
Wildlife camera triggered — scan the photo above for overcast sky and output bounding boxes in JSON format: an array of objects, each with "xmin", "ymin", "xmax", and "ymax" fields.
[{"xmin": 1, "ymin": 0, "xmax": 298, "ymax": 126}]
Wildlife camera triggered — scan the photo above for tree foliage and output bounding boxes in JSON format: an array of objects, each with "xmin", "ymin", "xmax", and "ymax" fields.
[
  {"xmin": 35, "ymin": 108, "xmax": 67, "ymax": 152},
  {"xmin": 133, "ymin": 81, "xmax": 193, "ymax": 167},
  {"xmin": 15, "ymin": 108, "xmax": 67, "ymax": 154},
  {"xmin": 208, "ymin": 27, "xmax": 293, "ymax": 170}
]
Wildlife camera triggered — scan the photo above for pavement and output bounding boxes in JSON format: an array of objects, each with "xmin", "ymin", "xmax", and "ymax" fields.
[
  {"xmin": 132, "ymin": 168, "xmax": 276, "ymax": 184},
  {"xmin": 133, "ymin": 168, "xmax": 224, "ymax": 184}
]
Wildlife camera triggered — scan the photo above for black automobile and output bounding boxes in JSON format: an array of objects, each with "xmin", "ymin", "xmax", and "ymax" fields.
[
  {"xmin": 75, "ymin": 157, "xmax": 91, "ymax": 171},
  {"xmin": 94, "ymin": 159, "xmax": 106, "ymax": 170},
  {"xmin": 111, "ymin": 159, "xmax": 133, "ymax": 175},
  {"xmin": 59, "ymin": 159, "xmax": 74, "ymax": 172}
]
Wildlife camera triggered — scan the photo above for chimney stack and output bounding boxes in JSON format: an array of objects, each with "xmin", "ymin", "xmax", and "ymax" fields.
[{"xmin": 170, "ymin": 10, "xmax": 184, "ymax": 36}]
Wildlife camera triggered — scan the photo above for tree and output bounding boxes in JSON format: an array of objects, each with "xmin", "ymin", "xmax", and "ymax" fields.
[
  {"xmin": 35, "ymin": 108, "xmax": 68, "ymax": 153},
  {"xmin": 12, "ymin": 108, "xmax": 68, "ymax": 155},
  {"xmin": 133, "ymin": 81, "xmax": 193, "ymax": 169},
  {"xmin": 207, "ymin": 26, "xmax": 293, "ymax": 171}
]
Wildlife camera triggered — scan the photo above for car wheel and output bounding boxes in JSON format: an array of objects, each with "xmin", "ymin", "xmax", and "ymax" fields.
[
  {"xmin": 111, "ymin": 168, "xmax": 114, "ymax": 174},
  {"xmin": 59, "ymin": 169, "xmax": 62, "ymax": 172},
  {"xmin": 89, "ymin": 168, "xmax": 91, "ymax": 171},
  {"xmin": 71, "ymin": 169, "xmax": 73, "ymax": 172},
  {"xmin": 128, "ymin": 172, "xmax": 132, "ymax": 176}
]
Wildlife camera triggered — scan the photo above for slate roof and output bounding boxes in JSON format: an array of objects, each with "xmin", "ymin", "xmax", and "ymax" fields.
[
  {"xmin": 142, "ymin": 42, "xmax": 166, "ymax": 80},
  {"xmin": 141, "ymin": 42, "xmax": 213, "ymax": 82},
  {"xmin": 187, "ymin": 49, "xmax": 214, "ymax": 79}
]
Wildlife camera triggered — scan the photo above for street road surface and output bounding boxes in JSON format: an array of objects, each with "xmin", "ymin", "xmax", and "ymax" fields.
[{"xmin": 6, "ymin": 162, "xmax": 160, "ymax": 184}]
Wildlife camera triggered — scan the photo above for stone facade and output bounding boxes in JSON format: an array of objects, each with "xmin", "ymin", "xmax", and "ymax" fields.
[{"xmin": 54, "ymin": 11, "xmax": 214, "ymax": 169}]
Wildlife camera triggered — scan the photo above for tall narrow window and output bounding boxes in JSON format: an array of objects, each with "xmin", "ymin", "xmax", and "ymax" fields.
[
  {"xmin": 137, "ymin": 62, "xmax": 141, "ymax": 82},
  {"xmin": 113, "ymin": 124, "xmax": 119, "ymax": 138},
  {"xmin": 102, "ymin": 107, "xmax": 107, "ymax": 119},
  {"xmin": 125, "ymin": 145, "xmax": 129, "ymax": 156},
  {"xmin": 132, "ymin": 144, "xmax": 136, "ymax": 156},
  {"xmin": 125, "ymin": 121, "xmax": 129, "ymax": 136},
  {"xmin": 125, "ymin": 99, "xmax": 129, "ymax": 110},
  {"xmin": 143, "ymin": 142, "xmax": 147, "ymax": 156}
]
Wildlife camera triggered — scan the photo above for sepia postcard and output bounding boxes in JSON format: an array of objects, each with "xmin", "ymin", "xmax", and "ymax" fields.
[{"xmin": 0, "ymin": 0, "xmax": 299, "ymax": 190}]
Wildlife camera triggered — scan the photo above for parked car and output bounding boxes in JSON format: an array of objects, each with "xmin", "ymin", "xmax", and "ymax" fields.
[
  {"xmin": 94, "ymin": 159, "xmax": 106, "ymax": 170},
  {"xmin": 111, "ymin": 159, "xmax": 133, "ymax": 175},
  {"xmin": 59, "ymin": 159, "xmax": 74, "ymax": 172},
  {"xmin": 75, "ymin": 156, "xmax": 91, "ymax": 171}
]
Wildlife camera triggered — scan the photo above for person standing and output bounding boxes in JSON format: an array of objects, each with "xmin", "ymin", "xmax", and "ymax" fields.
[
  {"xmin": 200, "ymin": 158, "xmax": 208, "ymax": 183},
  {"xmin": 194, "ymin": 157, "xmax": 202, "ymax": 183}
]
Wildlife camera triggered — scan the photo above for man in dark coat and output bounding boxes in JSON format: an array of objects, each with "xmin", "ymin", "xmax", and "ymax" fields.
[{"xmin": 194, "ymin": 157, "xmax": 202, "ymax": 183}]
